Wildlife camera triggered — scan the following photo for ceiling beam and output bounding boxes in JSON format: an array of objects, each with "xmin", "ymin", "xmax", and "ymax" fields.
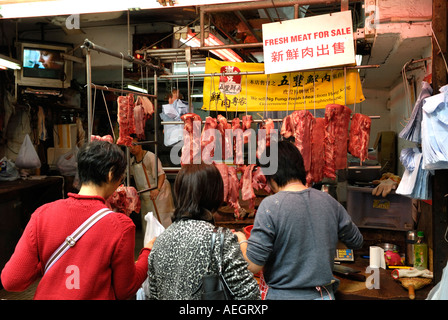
[{"xmin": 234, "ymin": 10, "xmax": 262, "ymax": 43}]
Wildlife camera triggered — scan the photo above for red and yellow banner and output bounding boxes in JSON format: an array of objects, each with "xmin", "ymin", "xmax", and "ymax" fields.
[{"xmin": 202, "ymin": 57, "xmax": 365, "ymax": 112}]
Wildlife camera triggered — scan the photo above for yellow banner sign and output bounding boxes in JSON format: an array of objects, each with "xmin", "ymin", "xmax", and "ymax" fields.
[{"xmin": 202, "ymin": 57, "xmax": 365, "ymax": 112}]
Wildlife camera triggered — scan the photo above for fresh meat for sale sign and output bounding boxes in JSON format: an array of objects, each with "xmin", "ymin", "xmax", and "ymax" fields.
[{"xmin": 262, "ymin": 11, "xmax": 355, "ymax": 74}]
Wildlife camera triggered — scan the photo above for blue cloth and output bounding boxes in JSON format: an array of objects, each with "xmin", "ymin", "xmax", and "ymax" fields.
[
  {"xmin": 421, "ymin": 85, "xmax": 448, "ymax": 170},
  {"xmin": 399, "ymin": 81, "xmax": 433, "ymax": 143},
  {"xmin": 396, "ymin": 148, "xmax": 432, "ymax": 200}
]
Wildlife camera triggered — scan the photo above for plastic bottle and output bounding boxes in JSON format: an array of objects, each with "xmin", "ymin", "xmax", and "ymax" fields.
[{"xmin": 413, "ymin": 231, "xmax": 428, "ymax": 270}]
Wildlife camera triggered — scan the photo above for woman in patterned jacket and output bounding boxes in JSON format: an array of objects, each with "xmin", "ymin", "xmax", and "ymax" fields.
[{"xmin": 142, "ymin": 163, "xmax": 260, "ymax": 300}]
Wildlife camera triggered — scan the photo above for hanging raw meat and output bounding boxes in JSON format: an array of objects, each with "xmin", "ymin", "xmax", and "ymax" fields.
[
  {"xmin": 91, "ymin": 134, "xmax": 114, "ymax": 144},
  {"xmin": 348, "ymin": 113, "xmax": 372, "ymax": 163},
  {"xmin": 252, "ymin": 166, "xmax": 271, "ymax": 194},
  {"xmin": 180, "ymin": 113, "xmax": 202, "ymax": 165},
  {"xmin": 280, "ymin": 113, "xmax": 295, "ymax": 139},
  {"xmin": 133, "ymin": 96, "xmax": 153, "ymax": 140},
  {"xmin": 117, "ymin": 94, "xmax": 135, "ymax": 147},
  {"xmin": 217, "ymin": 114, "xmax": 232, "ymax": 160},
  {"xmin": 201, "ymin": 116, "xmax": 218, "ymax": 164},
  {"xmin": 232, "ymin": 118, "xmax": 244, "ymax": 164},
  {"xmin": 227, "ymin": 165, "xmax": 246, "ymax": 219},
  {"xmin": 242, "ymin": 115, "xmax": 253, "ymax": 144},
  {"xmin": 134, "ymin": 105, "xmax": 145, "ymax": 139},
  {"xmin": 307, "ymin": 117, "xmax": 326, "ymax": 185},
  {"xmin": 257, "ymin": 118, "xmax": 275, "ymax": 158},
  {"xmin": 106, "ymin": 185, "xmax": 141, "ymax": 217},
  {"xmin": 290, "ymin": 110, "xmax": 314, "ymax": 173},
  {"xmin": 240, "ymin": 164, "xmax": 256, "ymax": 214},
  {"xmin": 323, "ymin": 104, "xmax": 352, "ymax": 179},
  {"xmin": 214, "ymin": 162, "xmax": 229, "ymax": 203}
]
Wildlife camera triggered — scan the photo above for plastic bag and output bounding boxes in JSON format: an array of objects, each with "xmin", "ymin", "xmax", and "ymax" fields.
[
  {"xmin": 56, "ymin": 148, "xmax": 78, "ymax": 176},
  {"xmin": 0, "ymin": 157, "xmax": 20, "ymax": 181},
  {"xmin": 427, "ymin": 260, "xmax": 448, "ymax": 300},
  {"xmin": 15, "ymin": 134, "xmax": 41, "ymax": 169},
  {"xmin": 143, "ymin": 211, "xmax": 165, "ymax": 245},
  {"xmin": 160, "ymin": 99, "xmax": 188, "ymax": 147}
]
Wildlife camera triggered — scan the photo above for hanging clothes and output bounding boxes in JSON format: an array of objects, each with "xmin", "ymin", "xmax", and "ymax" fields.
[
  {"xmin": 396, "ymin": 147, "xmax": 432, "ymax": 200},
  {"xmin": 159, "ymin": 99, "xmax": 188, "ymax": 147},
  {"xmin": 421, "ymin": 84, "xmax": 448, "ymax": 170},
  {"xmin": 130, "ymin": 151, "xmax": 175, "ymax": 231},
  {"xmin": 399, "ymin": 81, "xmax": 433, "ymax": 143}
]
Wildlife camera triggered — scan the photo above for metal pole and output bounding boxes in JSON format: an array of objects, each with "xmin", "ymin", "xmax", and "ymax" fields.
[
  {"xmin": 82, "ymin": 39, "xmax": 160, "ymax": 70},
  {"xmin": 158, "ymin": 64, "xmax": 381, "ymax": 79},
  {"xmin": 89, "ymin": 83, "xmax": 156, "ymax": 98},
  {"xmin": 86, "ymin": 48, "xmax": 92, "ymax": 142},
  {"xmin": 154, "ymin": 71, "xmax": 159, "ymax": 193},
  {"xmin": 160, "ymin": 115, "xmax": 381, "ymax": 125},
  {"xmin": 200, "ymin": 0, "xmax": 348, "ymax": 14}
]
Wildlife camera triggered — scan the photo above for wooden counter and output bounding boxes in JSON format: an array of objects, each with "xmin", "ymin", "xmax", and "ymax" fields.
[
  {"xmin": 0, "ymin": 176, "xmax": 64, "ymax": 289},
  {"xmin": 335, "ymin": 257, "xmax": 433, "ymax": 300}
]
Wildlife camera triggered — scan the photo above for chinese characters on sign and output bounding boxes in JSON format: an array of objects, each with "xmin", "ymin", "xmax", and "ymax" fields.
[
  {"xmin": 262, "ymin": 11, "xmax": 356, "ymax": 74},
  {"xmin": 202, "ymin": 58, "xmax": 365, "ymax": 112}
]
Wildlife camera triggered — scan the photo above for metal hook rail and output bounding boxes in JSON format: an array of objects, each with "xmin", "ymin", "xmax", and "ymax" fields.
[{"xmin": 82, "ymin": 39, "xmax": 160, "ymax": 192}]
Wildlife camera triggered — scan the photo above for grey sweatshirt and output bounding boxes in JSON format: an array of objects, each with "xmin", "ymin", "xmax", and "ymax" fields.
[{"xmin": 246, "ymin": 188, "xmax": 363, "ymax": 299}]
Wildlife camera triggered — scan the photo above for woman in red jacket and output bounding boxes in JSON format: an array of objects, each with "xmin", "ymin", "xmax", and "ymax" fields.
[{"xmin": 1, "ymin": 140, "xmax": 153, "ymax": 300}]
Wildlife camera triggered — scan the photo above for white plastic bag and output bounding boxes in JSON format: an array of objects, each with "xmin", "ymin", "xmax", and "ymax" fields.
[
  {"xmin": 56, "ymin": 148, "xmax": 78, "ymax": 176},
  {"xmin": 143, "ymin": 211, "xmax": 165, "ymax": 245},
  {"xmin": 427, "ymin": 260, "xmax": 448, "ymax": 300},
  {"xmin": 162, "ymin": 124, "xmax": 184, "ymax": 147},
  {"xmin": 160, "ymin": 99, "xmax": 189, "ymax": 147},
  {"xmin": 0, "ymin": 157, "xmax": 20, "ymax": 181},
  {"xmin": 15, "ymin": 134, "xmax": 41, "ymax": 169}
]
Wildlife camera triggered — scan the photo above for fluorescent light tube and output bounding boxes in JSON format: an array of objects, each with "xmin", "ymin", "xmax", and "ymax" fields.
[
  {"xmin": 0, "ymin": 54, "xmax": 21, "ymax": 70},
  {"xmin": 127, "ymin": 84, "xmax": 148, "ymax": 93}
]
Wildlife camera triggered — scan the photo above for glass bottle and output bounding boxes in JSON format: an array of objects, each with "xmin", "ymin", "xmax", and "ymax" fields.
[{"xmin": 413, "ymin": 231, "xmax": 428, "ymax": 270}]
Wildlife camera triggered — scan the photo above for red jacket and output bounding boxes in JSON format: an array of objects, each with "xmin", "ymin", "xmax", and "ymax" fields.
[{"xmin": 1, "ymin": 193, "xmax": 149, "ymax": 300}]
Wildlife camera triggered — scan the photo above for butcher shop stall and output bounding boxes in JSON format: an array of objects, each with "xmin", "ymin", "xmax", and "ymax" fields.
[{"xmin": 0, "ymin": 0, "xmax": 447, "ymax": 301}]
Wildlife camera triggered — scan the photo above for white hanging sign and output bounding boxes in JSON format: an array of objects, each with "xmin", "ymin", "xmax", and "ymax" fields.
[{"xmin": 262, "ymin": 11, "xmax": 356, "ymax": 74}]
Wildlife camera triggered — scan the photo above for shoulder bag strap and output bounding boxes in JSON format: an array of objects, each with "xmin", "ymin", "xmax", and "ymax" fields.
[
  {"xmin": 44, "ymin": 208, "xmax": 113, "ymax": 274},
  {"xmin": 206, "ymin": 227, "xmax": 218, "ymax": 273},
  {"xmin": 217, "ymin": 229, "xmax": 225, "ymax": 273},
  {"xmin": 215, "ymin": 227, "xmax": 235, "ymax": 298}
]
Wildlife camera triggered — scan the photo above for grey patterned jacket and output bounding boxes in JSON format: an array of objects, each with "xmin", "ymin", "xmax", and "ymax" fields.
[{"xmin": 142, "ymin": 219, "xmax": 261, "ymax": 300}]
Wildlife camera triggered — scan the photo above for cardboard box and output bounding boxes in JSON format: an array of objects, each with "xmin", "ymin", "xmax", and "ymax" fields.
[
  {"xmin": 373, "ymin": 131, "xmax": 397, "ymax": 173},
  {"xmin": 346, "ymin": 186, "xmax": 413, "ymax": 231}
]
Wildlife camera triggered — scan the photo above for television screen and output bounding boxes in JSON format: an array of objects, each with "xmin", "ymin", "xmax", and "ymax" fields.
[{"xmin": 22, "ymin": 47, "xmax": 65, "ymax": 80}]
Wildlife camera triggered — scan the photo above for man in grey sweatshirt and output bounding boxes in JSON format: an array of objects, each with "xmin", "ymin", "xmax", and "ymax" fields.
[{"xmin": 237, "ymin": 140, "xmax": 363, "ymax": 300}]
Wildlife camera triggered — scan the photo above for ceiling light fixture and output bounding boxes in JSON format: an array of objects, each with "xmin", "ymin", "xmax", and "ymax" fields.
[
  {"xmin": 179, "ymin": 30, "xmax": 243, "ymax": 63},
  {"xmin": 0, "ymin": 54, "xmax": 21, "ymax": 70},
  {"xmin": 127, "ymin": 84, "xmax": 148, "ymax": 93}
]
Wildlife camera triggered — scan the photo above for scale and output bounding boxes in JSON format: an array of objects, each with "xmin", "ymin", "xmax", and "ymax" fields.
[{"xmin": 335, "ymin": 248, "xmax": 354, "ymax": 262}]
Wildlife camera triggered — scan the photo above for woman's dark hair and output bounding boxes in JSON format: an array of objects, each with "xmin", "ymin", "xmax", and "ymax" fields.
[
  {"xmin": 261, "ymin": 140, "xmax": 307, "ymax": 187},
  {"xmin": 173, "ymin": 164, "xmax": 224, "ymax": 222},
  {"xmin": 77, "ymin": 140, "xmax": 126, "ymax": 186}
]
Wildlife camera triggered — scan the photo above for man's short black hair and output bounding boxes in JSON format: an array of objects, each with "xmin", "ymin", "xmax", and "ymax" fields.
[
  {"xmin": 173, "ymin": 164, "xmax": 224, "ymax": 222},
  {"xmin": 262, "ymin": 140, "xmax": 307, "ymax": 187},
  {"xmin": 77, "ymin": 140, "xmax": 126, "ymax": 186}
]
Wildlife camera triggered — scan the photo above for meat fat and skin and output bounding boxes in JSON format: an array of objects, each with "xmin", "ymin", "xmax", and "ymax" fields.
[
  {"xmin": 348, "ymin": 113, "xmax": 371, "ymax": 163},
  {"xmin": 117, "ymin": 94, "xmax": 136, "ymax": 147},
  {"xmin": 180, "ymin": 113, "xmax": 202, "ymax": 165}
]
